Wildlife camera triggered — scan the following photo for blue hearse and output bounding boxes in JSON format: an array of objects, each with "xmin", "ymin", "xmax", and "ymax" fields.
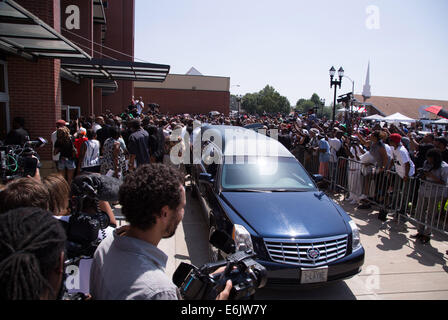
[{"xmin": 191, "ymin": 125, "xmax": 364, "ymax": 285}]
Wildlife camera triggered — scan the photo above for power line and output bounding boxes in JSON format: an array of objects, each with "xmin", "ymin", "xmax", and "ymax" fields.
[
  {"xmin": 68, "ymin": 38, "xmax": 118, "ymax": 61},
  {"xmin": 61, "ymin": 27, "xmax": 148, "ymax": 63}
]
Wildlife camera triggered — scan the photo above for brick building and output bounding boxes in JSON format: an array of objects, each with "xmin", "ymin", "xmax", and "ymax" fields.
[
  {"xmin": 0, "ymin": 0, "xmax": 169, "ymax": 166},
  {"xmin": 135, "ymin": 72, "xmax": 230, "ymax": 115},
  {"xmin": 0, "ymin": 0, "xmax": 230, "ymax": 169}
]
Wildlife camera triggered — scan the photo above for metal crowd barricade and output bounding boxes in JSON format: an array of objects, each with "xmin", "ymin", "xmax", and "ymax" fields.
[
  {"xmin": 292, "ymin": 145, "xmax": 319, "ymax": 175},
  {"xmin": 403, "ymin": 177, "xmax": 448, "ymax": 237},
  {"xmin": 332, "ymin": 157, "xmax": 448, "ymax": 238}
]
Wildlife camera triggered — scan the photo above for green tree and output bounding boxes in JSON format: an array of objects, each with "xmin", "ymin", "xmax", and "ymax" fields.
[
  {"xmin": 310, "ymin": 93, "xmax": 322, "ymax": 107},
  {"xmin": 241, "ymin": 85, "xmax": 290, "ymax": 115},
  {"xmin": 295, "ymin": 93, "xmax": 326, "ymax": 115}
]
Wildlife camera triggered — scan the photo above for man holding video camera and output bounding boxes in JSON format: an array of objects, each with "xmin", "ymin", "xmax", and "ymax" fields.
[{"xmin": 89, "ymin": 164, "xmax": 232, "ymax": 300}]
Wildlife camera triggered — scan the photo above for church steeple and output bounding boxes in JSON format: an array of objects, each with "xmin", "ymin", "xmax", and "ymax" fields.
[{"xmin": 362, "ymin": 61, "xmax": 372, "ymax": 102}]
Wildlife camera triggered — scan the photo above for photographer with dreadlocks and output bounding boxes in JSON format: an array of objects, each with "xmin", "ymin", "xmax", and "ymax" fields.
[{"xmin": 0, "ymin": 207, "xmax": 67, "ymax": 300}]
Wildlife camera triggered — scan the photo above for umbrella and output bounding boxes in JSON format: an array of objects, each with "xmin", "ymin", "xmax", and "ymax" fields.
[{"xmin": 425, "ymin": 106, "xmax": 448, "ymax": 119}]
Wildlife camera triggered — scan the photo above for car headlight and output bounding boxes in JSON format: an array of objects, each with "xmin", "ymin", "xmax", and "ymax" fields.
[
  {"xmin": 349, "ymin": 220, "xmax": 362, "ymax": 251},
  {"xmin": 232, "ymin": 224, "xmax": 254, "ymax": 252}
]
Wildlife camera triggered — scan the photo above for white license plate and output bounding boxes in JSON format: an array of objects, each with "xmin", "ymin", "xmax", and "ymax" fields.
[{"xmin": 300, "ymin": 267, "xmax": 328, "ymax": 284}]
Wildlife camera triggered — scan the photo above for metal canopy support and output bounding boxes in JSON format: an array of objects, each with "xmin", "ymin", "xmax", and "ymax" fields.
[
  {"xmin": 61, "ymin": 57, "xmax": 170, "ymax": 82},
  {"xmin": 0, "ymin": 0, "xmax": 91, "ymax": 59},
  {"xmin": 93, "ymin": 0, "xmax": 106, "ymax": 25}
]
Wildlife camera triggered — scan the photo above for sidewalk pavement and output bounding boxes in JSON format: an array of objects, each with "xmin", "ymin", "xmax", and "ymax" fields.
[{"xmin": 116, "ymin": 190, "xmax": 448, "ymax": 300}]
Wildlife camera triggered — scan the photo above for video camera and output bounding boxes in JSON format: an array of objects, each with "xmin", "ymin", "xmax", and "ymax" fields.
[
  {"xmin": 0, "ymin": 138, "xmax": 47, "ymax": 183},
  {"xmin": 173, "ymin": 230, "xmax": 267, "ymax": 300},
  {"xmin": 337, "ymin": 92, "xmax": 353, "ymax": 106},
  {"xmin": 62, "ymin": 174, "xmax": 121, "ymax": 260}
]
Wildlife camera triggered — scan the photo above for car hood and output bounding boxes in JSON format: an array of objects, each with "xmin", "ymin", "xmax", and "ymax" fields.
[{"xmin": 221, "ymin": 191, "xmax": 349, "ymax": 239}]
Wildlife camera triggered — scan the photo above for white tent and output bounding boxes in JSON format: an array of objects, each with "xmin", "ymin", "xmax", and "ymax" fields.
[
  {"xmin": 434, "ymin": 118, "xmax": 448, "ymax": 124},
  {"xmin": 383, "ymin": 112, "xmax": 416, "ymax": 123},
  {"xmin": 363, "ymin": 114, "xmax": 384, "ymax": 121}
]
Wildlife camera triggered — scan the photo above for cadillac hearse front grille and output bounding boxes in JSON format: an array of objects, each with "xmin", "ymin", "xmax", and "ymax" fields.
[{"xmin": 264, "ymin": 235, "xmax": 348, "ymax": 267}]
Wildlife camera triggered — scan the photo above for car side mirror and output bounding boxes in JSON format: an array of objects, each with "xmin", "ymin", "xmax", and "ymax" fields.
[
  {"xmin": 312, "ymin": 174, "xmax": 324, "ymax": 183},
  {"xmin": 199, "ymin": 173, "xmax": 214, "ymax": 185}
]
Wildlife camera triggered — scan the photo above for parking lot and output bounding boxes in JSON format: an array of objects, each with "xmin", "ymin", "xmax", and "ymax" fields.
[{"xmin": 116, "ymin": 187, "xmax": 448, "ymax": 300}]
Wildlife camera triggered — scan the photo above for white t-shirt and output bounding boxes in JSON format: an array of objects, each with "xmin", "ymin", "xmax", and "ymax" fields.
[
  {"xmin": 92, "ymin": 123, "xmax": 102, "ymax": 133},
  {"xmin": 81, "ymin": 140, "xmax": 100, "ymax": 169},
  {"xmin": 349, "ymin": 146, "xmax": 364, "ymax": 170},
  {"xmin": 328, "ymin": 138, "xmax": 342, "ymax": 163},
  {"xmin": 384, "ymin": 143, "xmax": 393, "ymax": 161},
  {"xmin": 392, "ymin": 144, "xmax": 415, "ymax": 178}
]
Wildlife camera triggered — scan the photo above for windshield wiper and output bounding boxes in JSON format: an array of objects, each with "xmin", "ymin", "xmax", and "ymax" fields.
[
  {"xmin": 228, "ymin": 189, "xmax": 271, "ymax": 193},
  {"xmin": 228, "ymin": 188, "xmax": 310, "ymax": 193},
  {"xmin": 270, "ymin": 189, "xmax": 308, "ymax": 192}
]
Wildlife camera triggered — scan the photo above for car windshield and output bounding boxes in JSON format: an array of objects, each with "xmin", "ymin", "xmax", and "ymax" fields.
[{"xmin": 221, "ymin": 156, "xmax": 317, "ymax": 191}]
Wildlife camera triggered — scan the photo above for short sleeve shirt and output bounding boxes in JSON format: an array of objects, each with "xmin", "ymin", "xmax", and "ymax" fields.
[
  {"xmin": 392, "ymin": 145, "xmax": 415, "ymax": 178},
  {"xmin": 128, "ymin": 129, "xmax": 151, "ymax": 166},
  {"xmin": 328, "ymin": 138, "xmax": 342, "ymax": 163},
  {"xmin": 318, "ymin": 139, "xmax": 330, "ymax": 163},
  {"xmin": 419, "ymin": 161, "xmax": 448, "ymax": 197}
]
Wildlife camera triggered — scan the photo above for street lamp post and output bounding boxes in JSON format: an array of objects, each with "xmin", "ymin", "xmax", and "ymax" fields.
[{"xmin": 329, "ymin": 66, "xmax": 344, "ymax": 124}]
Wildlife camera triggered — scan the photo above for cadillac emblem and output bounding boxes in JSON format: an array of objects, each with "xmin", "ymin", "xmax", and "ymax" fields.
[{"xmin": 307, "ymin": 248, "xmax": 320, "ymax": 261}]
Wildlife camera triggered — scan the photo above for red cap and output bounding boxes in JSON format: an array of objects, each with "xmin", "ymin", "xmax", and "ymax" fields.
[
  {"xmin": 389, "ymin": 133, "xmax": 402, "ymax": 144},
  {"xmin": 56, "ymin": 119, "xmax": 67, "ymax": 127}
]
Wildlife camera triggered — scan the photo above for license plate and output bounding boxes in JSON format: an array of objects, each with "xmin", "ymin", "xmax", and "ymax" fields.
[{"xmin": 300, "ymin": 267, "xmax": 328, "ymax": 284}]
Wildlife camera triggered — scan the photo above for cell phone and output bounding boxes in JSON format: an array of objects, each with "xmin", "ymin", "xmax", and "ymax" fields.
[{"xmin": 23, "ymin": 156, "xmax": 39, "ymax": 177}]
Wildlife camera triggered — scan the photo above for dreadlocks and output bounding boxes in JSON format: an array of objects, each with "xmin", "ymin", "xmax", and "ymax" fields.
[{"xmin": 0, "ymin": 207, "xmax": 67, "ymax": 300}]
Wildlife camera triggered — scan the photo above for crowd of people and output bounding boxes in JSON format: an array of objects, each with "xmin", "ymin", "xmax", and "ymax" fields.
[{"xmin": 1, "ymin": 100, "xmax": 448, "ymax": 300}]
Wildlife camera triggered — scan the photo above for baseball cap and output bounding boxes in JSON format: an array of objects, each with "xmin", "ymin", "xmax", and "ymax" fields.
[
  {"xmin": 389, "ymin": 133, "xmax": 402, "ymax": 144},
  {"xmin": 56, "ymin": 119, "xmax": 67, "ymax": 126},
  {"xmin": 78, "ymin": 128, "xmax": 87, "ymax": 136}
]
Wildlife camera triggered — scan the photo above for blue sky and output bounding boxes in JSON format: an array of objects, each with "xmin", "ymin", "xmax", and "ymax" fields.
[{"xmin": 134, "ymin": 0, "xmax": 448, "ymax": 106}]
